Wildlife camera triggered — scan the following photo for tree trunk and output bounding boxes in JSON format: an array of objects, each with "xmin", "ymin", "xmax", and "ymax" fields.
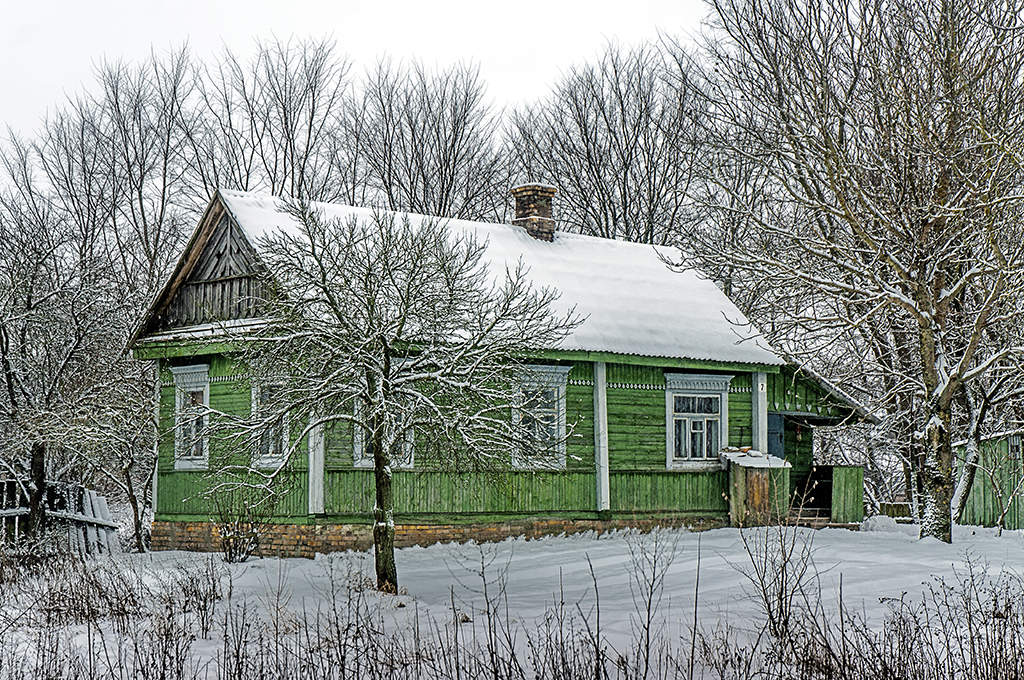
[
  {"xmin": 372, "ymin": 432, "xmax": 398, "ymax": 594},
  {"xmin": 125, "ymin": 469, "xmax": 146, "ymax": 553},
  {"xmin": 952, "ymin": 436, "xmax": 980, "ymax": 523},
  {"xmin": 25, "ymin": 441, "xmax": 47, "ymax": 537},
  {"xmin": 920, "ymin": 408, "xmax": 954, "ymax": 543}
]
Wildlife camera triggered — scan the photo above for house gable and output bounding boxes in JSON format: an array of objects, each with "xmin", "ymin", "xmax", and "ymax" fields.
[{"xmin": 132, "ymin": 194, "xmax": 270, "ymax": 343}]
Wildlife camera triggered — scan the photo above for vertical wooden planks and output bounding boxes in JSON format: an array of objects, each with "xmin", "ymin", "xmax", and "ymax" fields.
[{"xmin": 831, "ymin": 465, "xmax": 864, "ymax": 524}]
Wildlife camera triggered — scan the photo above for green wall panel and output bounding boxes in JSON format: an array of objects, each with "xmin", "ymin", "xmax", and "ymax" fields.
[
  {"xmin": 607, "ymin": 386, "xmax": 666, "ymax": 470},
  {"xmin": 566, "ymin": 361, "xmax": 595, "ymax": 471},
  {"xmin": 610, "ymin": 470, "xmax": 729, "ymax": 513},
  {"xmin": 157, "ymin": 470, "xmax": 308, "ymax": 517},
  {"xmin": 323, "ymin": 470, "xmax": 597, "ymax": 515},
  {"xmin": 767, "ymin": 367, "xmax": 842, "ymax": 418},
  {"xmin": 830, "ymin": 465, "xmax": 864, "ymax": 524}
]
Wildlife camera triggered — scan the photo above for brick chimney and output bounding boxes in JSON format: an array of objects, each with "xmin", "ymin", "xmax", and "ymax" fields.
[{"xmin": 511, "ymin": 183, "xmax": 557, "ymax": 241}]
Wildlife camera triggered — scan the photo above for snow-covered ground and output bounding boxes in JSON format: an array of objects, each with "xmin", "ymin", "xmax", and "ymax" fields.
[
  {"xmin": 127, "ymin": 522, "xmax": 1024, "ymax": 642},
  {"xmin": 4, "ymin": 521, "xmax": 1023, "ymax": 675}
]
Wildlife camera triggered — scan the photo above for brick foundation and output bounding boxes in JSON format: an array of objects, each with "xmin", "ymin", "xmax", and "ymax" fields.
[{"xmin": 151, "ymin": 515, "xmax": 726, "ymax": 558}]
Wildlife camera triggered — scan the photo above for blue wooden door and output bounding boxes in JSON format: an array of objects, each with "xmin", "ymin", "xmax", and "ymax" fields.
[{"xmin": 767, "ymin": 413, "xmax": 784, "ymax": 458}]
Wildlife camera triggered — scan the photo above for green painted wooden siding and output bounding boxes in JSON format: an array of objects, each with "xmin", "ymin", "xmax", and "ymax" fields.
[
  {"xmin": 729, "ymin": 374, "xmax": 753, "ymax": 448},
  {"xmin": 157, "ymin": 470, "xmax": 308, "ymax": 517},
  {"xmin": 830, "ymin": 466, "xmax": 864, "ymax": 524},
  {"xmin": 607, "ymin": 385, "xmax": 665, "ymax": 470},
  {"xmin": 566, "ymin": 361, "xmax": 595, "ymax": 471},
  {"xmin": 610, "ymin": 470, "xmax": 729, "ymax": 513},
  {"xmin": 961, "ymin": 438, "xmax": 1024, "ymax": 529},
  {"xmin": 324, "ymin": 470, "xmax": 597, "ymax": 514},
  {"xmin": 153, "ymin": 354, "xmax": 791, "ymax": 521}
]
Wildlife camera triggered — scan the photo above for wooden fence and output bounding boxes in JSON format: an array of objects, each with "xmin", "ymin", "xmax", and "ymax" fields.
[{"xmin": 0, "ymin": 480, "xmax": 119, "ymax": 556}]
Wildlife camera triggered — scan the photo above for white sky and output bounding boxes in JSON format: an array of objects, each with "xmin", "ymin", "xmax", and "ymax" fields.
[{"xmin": 0, "ymin": 0, "xmax": 708, "ymax": 136}]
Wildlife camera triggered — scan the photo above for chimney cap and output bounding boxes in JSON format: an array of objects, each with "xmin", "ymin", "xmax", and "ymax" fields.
[{"xmin": 510, "ymin": 182, "xmax": 557, "ymax": 195}]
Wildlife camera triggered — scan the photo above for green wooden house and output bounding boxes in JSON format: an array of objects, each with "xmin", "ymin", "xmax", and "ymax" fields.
[{"xmin": 131, "ymin": 186, "xmax": 871, "ymax": 554}]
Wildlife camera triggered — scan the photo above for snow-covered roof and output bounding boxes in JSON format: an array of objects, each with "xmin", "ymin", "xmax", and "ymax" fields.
[
  {"xmin": 218, "ymin": 190, "xmax": 782, "ymax": 365},
  {"xmin": 217, "ymin": 190, "xmax": 784, "ymax": 366}
]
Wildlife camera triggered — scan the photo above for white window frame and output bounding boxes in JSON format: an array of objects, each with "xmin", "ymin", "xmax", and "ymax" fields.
[
  {"xmin": 171, "ymin": 364, "xmax": 210, "ymax": 471},
  {"xmin": 665, "ymin": 373, "xmax": 732, "ymax": 470},
  {"xmin": 251, "ymin": 382, "xmax": 289, "ymax": 470},
  {"xmin": 512, "ymin": 365, "xmax": 571, "ymax": 470},
  {"xmin": 353, "ymin": 400, "xmax": 415, "ymax": 470}
]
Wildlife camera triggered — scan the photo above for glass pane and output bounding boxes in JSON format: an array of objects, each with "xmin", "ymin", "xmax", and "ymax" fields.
[
  {"xmin": 524, "ymin": 387, "xmax": 557, "ymax": 411},
  {"xmin": 189, "ymin": 390, "xmax": 204, "ymax": 407},
  {"xmin": 698, "ymin": 397, "xmax": 720, "ymax": 414},
  {"xmin": 674, "ymin": 419, "xmax": 686, "ymax": 459},
  {"xmin": 674, "ymin": 395, "xmax": 720, "ymax": 415},
  {"xmin": 690, "ymin": 427, "xmax": 704, "ymax": 459},
  {"xmin": 706, "ymin": 419, "xmax": 720, "ymax": 457},
  {"xmin": 191, "ymin": 413, "xmax": 204, "ymax": 458},
  {"xmin": 691, "ymin": 420, "xmax": 704, "ymax": 432},
  {"xmin": 674, "ymin": 396, "xmax": 696, "ymax": 414},
  {"xmin": 522, "ymin": 384, "xmax": 559, "ymax": 452}
]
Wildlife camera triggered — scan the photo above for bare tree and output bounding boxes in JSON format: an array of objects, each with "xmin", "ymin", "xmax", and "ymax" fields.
[
  {"xmin": 183, "ymin": 38, "xmax": 356, "ymax": 204},
  {"xmin": 358, "ymin": 60, "xmax": 508, "ymax": 221},
  {"xmin": 511, "ymin": 42, "xmax": 700, "ymax": 244},
  {"xmin": 0, "ymin": 151, "xmax": 136, "ymax": 538},
  {"xmin": 225, "ymin": 202, "xmax": 578, "ymax": 591},
  {"xmin": 689, "ymin": 0, "xmax": 1024, "ymax": 542}
]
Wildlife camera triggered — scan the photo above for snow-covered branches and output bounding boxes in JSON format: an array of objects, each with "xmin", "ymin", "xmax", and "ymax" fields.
[
  {"xmin": 688, "ymin": 0, "xmax": 1024, "ymax": 541},
  {"xmin": 226, "ymin": 203, "xmax": 579, "ymax": 590}
]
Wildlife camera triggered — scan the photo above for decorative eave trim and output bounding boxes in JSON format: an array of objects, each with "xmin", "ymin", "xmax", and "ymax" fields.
[
  {"xmin": 665, "ymin": 373, "xmax": 734, "ymax": 392},
  {"xmin": 169, "ymin": 364, "xmax": 209, "ymax": 389},
  {"xmin": 161, "ymin": 374, "xmax": 240, "ymax": 388},
  {"xmin": 521, "ymin": 364, "xmax": 572, "ymax": 386}
]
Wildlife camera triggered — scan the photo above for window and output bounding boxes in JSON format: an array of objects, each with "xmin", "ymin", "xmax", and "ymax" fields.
[
  {"xmin": 665, "ymin": 374, "xmax": 732, "ymax": 469},
  {"xmin": 252, "ymin": 383, "xmax": 288, "ymax": 469},
  {"xmin": 513, "ymin": 365, "xmax": 571, "ymax": 470},
  {"xmin": 353, "ymin": 401, "xmax": 414, "ymax": 470},
  {"xmin": 171, "ymin": 365, "xmax": 210, "ymax": 470}
]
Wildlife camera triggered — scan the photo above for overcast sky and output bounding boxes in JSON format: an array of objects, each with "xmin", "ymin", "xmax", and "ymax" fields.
[{"xmin": 0, "ymin": 0, "xmax": 708, "ymax": 136}]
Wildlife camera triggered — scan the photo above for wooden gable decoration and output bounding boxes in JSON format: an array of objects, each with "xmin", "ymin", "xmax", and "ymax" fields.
[{"xmin": 132, "ymin": 193, "xmax": 269, "ymax": 343}]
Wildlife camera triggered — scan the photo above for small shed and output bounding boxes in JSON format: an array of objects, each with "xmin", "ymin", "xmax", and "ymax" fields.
[
  {"xmin": 958, "ymin": 433, "xmax": 1024, "ymax": 530},
  {"xmin": 722, "ymin": 449, "xmax": 791, "ymax": 526}
]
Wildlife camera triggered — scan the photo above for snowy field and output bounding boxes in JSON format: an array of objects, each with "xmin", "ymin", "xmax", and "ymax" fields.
[{"xmin": 3, "ymin": 520, "xmax": 1024, "ymax": 678}]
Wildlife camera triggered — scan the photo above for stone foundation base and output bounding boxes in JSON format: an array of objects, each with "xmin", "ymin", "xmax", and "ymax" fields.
[{"xmin": 151, "ymin": 515, "xmax": 725, "ymax": 558}]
